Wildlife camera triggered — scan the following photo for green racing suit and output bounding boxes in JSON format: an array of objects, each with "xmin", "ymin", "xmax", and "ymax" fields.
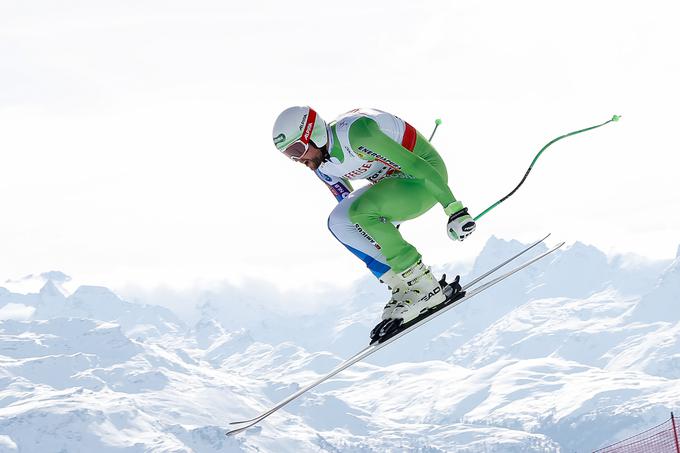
[{"xmin": 320, "ymin": 108, "xmax": 459, "ymax": 277}]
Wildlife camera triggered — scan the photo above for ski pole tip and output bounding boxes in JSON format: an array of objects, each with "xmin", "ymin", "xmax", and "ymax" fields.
[
  {"xmin": 612, "ymin": 114, "xmax": 621, "ymax": 122},
  {"xmin": 435, "ymin": 118, "xmax": 442, "ymax": 125}
]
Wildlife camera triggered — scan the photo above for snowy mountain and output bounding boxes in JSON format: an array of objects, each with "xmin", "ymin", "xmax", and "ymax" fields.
[
  {"xmin": 0, "ymin": 272, "xmax": 184, "ymax": 339},
  {"xmin": 0, "ymin": 238, "xmax": 678, "ymax": 452}
]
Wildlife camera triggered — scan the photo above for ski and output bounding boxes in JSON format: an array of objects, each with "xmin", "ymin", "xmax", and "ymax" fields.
[{"xmin": 226, "ymin": 238, "xmax": 563, "ymax": 436}]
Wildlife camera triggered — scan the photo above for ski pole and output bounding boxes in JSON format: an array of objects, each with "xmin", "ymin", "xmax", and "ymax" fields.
[
  {"xmin": 474, "ymin": 114, "xmax": 621, "ymax": 222},
  {"xmin": 429, "ymin": 118, "xmax": 442, "ymax": 141}
]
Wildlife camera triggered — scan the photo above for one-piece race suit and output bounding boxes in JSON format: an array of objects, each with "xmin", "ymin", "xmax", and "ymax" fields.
[{"xmin": 319, "ymin": 108, "xmax": 458, "ymax": 278}]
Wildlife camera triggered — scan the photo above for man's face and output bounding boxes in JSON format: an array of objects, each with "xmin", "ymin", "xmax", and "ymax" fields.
[{"xmin": 297, "ymin": 143, "xmax": 324, "ymax": 171}]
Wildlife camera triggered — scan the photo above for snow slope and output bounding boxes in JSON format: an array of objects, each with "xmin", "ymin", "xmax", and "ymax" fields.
[{"xmin": 0, "ymin": 238, "xmax": 678, "ymax": 452}]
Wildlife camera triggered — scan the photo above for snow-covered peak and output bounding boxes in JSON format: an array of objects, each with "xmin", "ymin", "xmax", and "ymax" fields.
[
  {"xmin": 3, "ymin": 271, "xmax": 72, "ymax": 296},
  {"xmin": 471, "ymin": 235, "xmax": 547, "ymax": 278},
  {"xmin": 203, "ymin": 328, "xmax": 255, "ymax": 366},
  {"xmin": 660, "ymin": 253, "xmax": 680, "ymax": 290},
  {"xmin": 628, "ymin": 249, "xmax": 680, "ymax": 323},
  {"xmin": 70, "ymin": 284, "xmax": 119, "ymax": 301},
  {"xmin": 39, "ymin": 280, "xmax": 68, "ymax": 300},
  {"xmin": 0, "ymin": 281, "xmax": 184, "ymax": 337},
  {"xmin": 534, "ymin": 240, "xmax": 611, "ymax": 299},
  {"xmin": 189, "ymin": 317, "xmax": 228, "ymax": 348}
]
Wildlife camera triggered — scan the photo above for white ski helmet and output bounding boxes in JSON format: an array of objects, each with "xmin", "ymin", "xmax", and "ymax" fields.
[{"xmin": 272, "ymin": 106, "xmax": 328, "ymax": 159}]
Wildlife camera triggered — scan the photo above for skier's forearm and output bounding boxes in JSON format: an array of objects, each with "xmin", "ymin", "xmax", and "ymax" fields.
[{"xmin": 349, "ymin": 117, "xmax": 456, "ymax": 209}]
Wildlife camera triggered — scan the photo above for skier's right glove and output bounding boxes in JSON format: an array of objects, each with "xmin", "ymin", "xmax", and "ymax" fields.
[{"xmin": 445, "ymin": 201, "xmax": 476, "ymax": 241}]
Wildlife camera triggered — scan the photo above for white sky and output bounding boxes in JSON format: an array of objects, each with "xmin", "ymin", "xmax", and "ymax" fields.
[{"xmin": 1, "ymin": 0, "xmax": 678, "ymax": 293}]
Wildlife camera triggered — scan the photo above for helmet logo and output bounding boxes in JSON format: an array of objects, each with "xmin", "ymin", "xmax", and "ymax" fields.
[
  {"xmin": 300, "ymin": 108, "xmax": 317, "ymax": 145},
  {"xmin": 302, "ymin": 121, "xmax": 313, "ymax": 142},
  {"xmin": 273, "ymin": 133, "xmax": 286, "ymax": 146},
  {"xmin": 298, "ymin": 114, "xmax": 307, "ymax": 131}
]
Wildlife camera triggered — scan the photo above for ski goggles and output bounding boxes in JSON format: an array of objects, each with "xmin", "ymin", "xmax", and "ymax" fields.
[{"xmin": 282, "ymin": 108, "xmax": 317, "ymax": 161}]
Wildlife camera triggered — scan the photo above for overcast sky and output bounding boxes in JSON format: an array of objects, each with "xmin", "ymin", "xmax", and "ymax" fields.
[{"xmin": 1, "ymin": 0, "xmax": 678, "ymax": 294}]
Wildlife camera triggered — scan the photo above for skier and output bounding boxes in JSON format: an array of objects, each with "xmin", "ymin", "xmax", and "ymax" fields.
[{"xmin": 272, "ymin": 106, "xmax": 476, "ymax": 329}]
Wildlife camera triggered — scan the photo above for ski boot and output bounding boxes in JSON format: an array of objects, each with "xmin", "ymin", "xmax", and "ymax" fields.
[
  {"xmin": 391, "ymin": 259, "xmax": 447, "ymax": 322},
  {"xmin": 370, "ymin": 260, "xmax": 447, "ymax": 343},
  {"xmin": 379, "ymin": 269, "xmax": 406, "ymax": 320},
  {"xmin": 369, "ymin": 269, "xmax": 407, "ymax": 342}
]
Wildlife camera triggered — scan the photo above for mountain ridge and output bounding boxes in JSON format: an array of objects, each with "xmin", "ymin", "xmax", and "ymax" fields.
[{"xmin": 0, "ymin": 236, "xmax": 678, "ymax": 452}]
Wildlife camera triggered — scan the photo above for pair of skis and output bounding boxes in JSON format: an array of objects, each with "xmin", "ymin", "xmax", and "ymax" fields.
[{"xmin": 226, "ymin": 234, "xmax": 562, "ymax": 436}]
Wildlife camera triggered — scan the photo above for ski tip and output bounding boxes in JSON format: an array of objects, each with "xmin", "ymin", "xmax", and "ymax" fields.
[{"xmin": 612, "ymin": 114, "xmax": 621, "ymax": 122}]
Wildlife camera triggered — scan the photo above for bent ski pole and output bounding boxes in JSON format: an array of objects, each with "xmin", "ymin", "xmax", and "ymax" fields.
[{"xmin": 474, "ymin": 114, "xmax": 621, "ymax": 222}]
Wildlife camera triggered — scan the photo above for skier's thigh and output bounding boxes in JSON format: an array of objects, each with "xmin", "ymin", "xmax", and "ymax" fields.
[{"xmin": 350, "ymin": 178, "xmax": 437, "ymax": 222}]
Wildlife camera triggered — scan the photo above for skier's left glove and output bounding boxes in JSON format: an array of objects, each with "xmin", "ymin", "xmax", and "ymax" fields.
[{"xmin": 445, "ymin": 201, "xmax": 476, "ymax": 241}]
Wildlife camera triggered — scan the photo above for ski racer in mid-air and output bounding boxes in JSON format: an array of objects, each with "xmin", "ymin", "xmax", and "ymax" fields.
[{"xmin": 272, "ymin": 106, "xmax": 476, "ymax": 331}]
